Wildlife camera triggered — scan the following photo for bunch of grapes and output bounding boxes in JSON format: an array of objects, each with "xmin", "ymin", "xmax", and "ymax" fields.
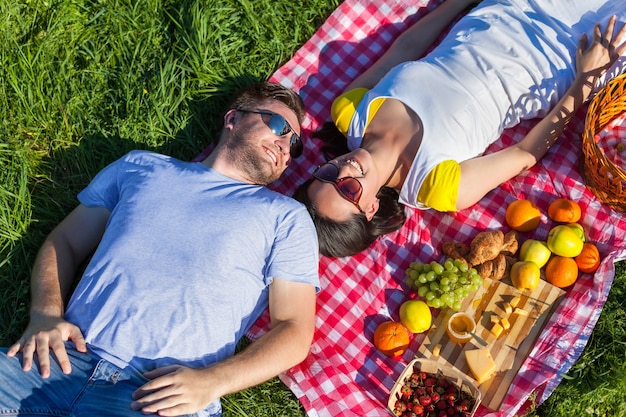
[{"xmin": 405, "ymin": 258, "xmax": 483, "ymax": 310}]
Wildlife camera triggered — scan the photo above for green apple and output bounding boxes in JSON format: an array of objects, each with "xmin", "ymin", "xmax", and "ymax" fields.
[
  {"xmin": 510, "ymin": 261, "xmax": 540, "ymax": 291},
  {"xmin": 564, "ymin": 223, "xmax": 586, "ymax": 242},
  {"xmin": 519, "ymin": 239, "xmax": 552, "ymax": 268},
  {"xmin": 547, "ymin": 225, "xmax": 584, "ymax": 257},
  {"xmin": 399, "ymin": 300, "xmax": 432, "ymax": 334}
]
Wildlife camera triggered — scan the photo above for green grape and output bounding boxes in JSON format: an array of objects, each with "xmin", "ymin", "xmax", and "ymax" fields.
[
  {"xmin": 417, "ymin": 285, "xmax": 429, "ymax": 297},
  {"xmin": 405, "ymin": 257, "xmax": 482, "ymax": 311},
  {"xmin": 441, "ymin": 293, "xmax": 454, "ymax": 306},
  {"xmin": 432, "ymin": 263, "xmax": 444, "ymax": 275},
  {"xmin": 410, "ymin": 262, "xmax": 423, "ymax": 272},
  {"xmin": 430, "ymin": 298, "xmax": 444, "ymax": 309}
]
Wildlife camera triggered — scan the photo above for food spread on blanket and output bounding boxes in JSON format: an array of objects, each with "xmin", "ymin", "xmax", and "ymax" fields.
[{"xmin": 384, "ymin": 197, "xmax": 602, "ymax": 416}]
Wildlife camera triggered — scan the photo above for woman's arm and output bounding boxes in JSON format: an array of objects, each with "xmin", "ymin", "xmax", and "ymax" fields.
[
  {"xmin": 346, "ymin": 0, "xmax": 480, "ymax": 91},
  {"xmin": 455, "ymin": 17, "xmax": 626, "ymax": 211}
]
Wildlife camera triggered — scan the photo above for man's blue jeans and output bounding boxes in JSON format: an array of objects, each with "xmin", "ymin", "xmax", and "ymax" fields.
[{"xmin": 0, "ymin": 345, "xmax": 209, "ymax": 416}]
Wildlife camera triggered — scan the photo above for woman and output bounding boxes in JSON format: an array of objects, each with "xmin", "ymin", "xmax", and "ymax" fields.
[{"xmin": 294, "ymin": 0, "xmax": 626, "ymax": 258}]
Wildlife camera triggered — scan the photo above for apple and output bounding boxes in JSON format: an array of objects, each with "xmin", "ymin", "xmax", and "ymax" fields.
[
  {"xmin": 565, "ymin": 223, "xmax": 586, "ymax": 242},
  {"xmin": 510, "ymin": 261, "xmax": 540, "ymax": 291},
  {"xmin": 547, "ymin": 225, "xmax": 584, "ymax": 257},
  {"xmin": 399, "ymin": 300, "xmax": 432, "ymax": 334},
  {"xmin": 519, "ymin": 239, "xmax": 552, "ymax": 269}
]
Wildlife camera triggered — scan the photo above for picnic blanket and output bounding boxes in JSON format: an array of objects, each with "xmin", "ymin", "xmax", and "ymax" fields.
[{"xmin": 201, "ymin": 1, "xmax": 626, "ymax": 416}]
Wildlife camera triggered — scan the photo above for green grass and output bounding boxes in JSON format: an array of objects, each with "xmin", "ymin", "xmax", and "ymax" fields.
[{"xmin": 0, "ymin": 1, "xmax": 624, "ymax": 416}]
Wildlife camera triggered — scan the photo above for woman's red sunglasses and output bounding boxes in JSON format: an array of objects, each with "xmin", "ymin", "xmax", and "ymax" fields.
[{"xmin": 313, "ymin": 162, "xmax": 365, "ymax": 213}]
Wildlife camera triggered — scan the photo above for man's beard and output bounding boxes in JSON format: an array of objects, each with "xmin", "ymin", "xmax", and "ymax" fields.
[{"xmin": 221, "ymin": 128, "xmax": 280, "ymax": 185}]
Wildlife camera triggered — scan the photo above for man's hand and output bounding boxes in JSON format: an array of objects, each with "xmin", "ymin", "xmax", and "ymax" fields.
[
  {"xmin": 6, "ymin": 312, "xmax": 87, "ymax": 378},
  {"xmin": 130, "ymin": 365, "xmax": 214, "ymax": 416}
]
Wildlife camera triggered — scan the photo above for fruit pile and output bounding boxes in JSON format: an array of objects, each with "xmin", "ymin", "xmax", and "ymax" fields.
[
  {"xmin": 405, "ymin": 259, "xmax": 484, "ymax": 310},
  {"xmin": 391, "ymin": 370, "xmax": 476, "ymax": 417},
  {"xmin": 507, "ymin": 198, "xmax": 602, "ymax": 290}
]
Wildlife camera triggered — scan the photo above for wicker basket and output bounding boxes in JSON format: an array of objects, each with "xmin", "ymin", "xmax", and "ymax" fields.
[
  {"xmin": 388, "ymin": 358, "xmax": 481, "ymax": 417},
  {"xmin": 580, "ymin": 72, "xmax": 626, "ymax": 212}
]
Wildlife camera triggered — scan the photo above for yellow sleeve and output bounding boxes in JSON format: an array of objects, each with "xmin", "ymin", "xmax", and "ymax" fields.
[
  {"xmin": 331, "ymin": 88, "xmax": 368, "ymax": 137},
  {"xmin": 331, "ymin": 88, "xmax": 386, "ymax": 138},
  {"xmin": 417, "ymin": 160, "xmax": 460, "ymax": 212}
]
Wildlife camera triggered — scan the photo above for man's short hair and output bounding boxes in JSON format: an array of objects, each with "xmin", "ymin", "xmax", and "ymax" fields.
[{"xmin": 229, "ymin": 82, "xmax": 305, "ymax": 124}]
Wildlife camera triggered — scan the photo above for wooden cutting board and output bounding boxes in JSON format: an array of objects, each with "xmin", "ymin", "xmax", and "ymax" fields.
[{"xmin": 416, "ymin": 276, "xmax": 565, "ymax": 411}]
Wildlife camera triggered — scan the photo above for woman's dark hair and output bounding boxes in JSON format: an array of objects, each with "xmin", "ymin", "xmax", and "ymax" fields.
[
  {"xmin": 293, "ymin": 178, "xmax": 406, "ymax": 258},
  {"xmin": 312, "ymin": 121, "xmax": 351, "ymax": 160},
  {"xmin": 294, "ymin": 121, "xmax": 406, "ymax": 257}
]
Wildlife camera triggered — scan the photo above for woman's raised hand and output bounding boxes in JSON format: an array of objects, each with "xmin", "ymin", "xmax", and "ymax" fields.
[{"xmin": 576, "ymin": 15, "xmax": 626, "ymax": 79}]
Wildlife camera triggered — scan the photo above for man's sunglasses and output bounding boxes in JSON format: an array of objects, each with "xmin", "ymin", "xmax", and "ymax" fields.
[
  {"xmin": 236, "ymin": 109, "xmax": 303, "ymax": 158},
  {"xmin": 313, "ymin": 162, "xmax": 364, "ymax": 213}
]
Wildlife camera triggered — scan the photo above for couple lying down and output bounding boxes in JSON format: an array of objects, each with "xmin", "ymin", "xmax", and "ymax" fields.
[{"xmin": 1, "ymin": 1, "xmax": 625, "ymax": 416}]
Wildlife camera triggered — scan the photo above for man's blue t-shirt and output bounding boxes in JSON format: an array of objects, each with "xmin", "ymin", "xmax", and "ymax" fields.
[{"xmin": 65, "ymin": 150, "xmax": 319, "ymax": 376}]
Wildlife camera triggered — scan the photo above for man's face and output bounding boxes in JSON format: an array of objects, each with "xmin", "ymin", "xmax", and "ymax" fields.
[{"xmin": 221, "ymin": 100, "xmax": 301, "ymax": 185}]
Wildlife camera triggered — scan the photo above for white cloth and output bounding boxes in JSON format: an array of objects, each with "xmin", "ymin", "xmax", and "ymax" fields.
[{"xmin": 346, "ymin": 0, "xmax": 626, "ymax": 209}]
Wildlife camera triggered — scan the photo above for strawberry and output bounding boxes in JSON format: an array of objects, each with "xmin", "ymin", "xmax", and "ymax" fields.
[{"xmin": 401, "ymin": 384, "xmax": 413, "ymax": 399}]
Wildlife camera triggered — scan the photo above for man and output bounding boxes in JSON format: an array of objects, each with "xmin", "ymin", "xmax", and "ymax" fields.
[{"xmin": 0, "ymin": 82, "xmax": 319, "ymax": 416}]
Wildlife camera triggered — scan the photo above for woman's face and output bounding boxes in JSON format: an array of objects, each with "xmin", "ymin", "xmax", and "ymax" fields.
[{"xmin": 307, "ymin": 148, "xmax": 382, "ymax": 221}]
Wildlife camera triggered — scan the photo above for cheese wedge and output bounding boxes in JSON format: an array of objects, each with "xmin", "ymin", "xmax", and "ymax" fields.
[
  {"xmin": 432, "ymin": 343, "xmax": 442, "ymax": 358},
  {"xmin": 510, "ymin": 296, "xmax": 521, "ymax": 308},
  {"xmin": 464, "ymin": 348, "xmax": 496, "ymax": 384},
  {"xmin": 500, "ymin": 317, "xmax": 511, "ymax": 330},
  {"xmin": 513, "ymin": 307, "xmax": 529, "ymax": 316},
  {"xmin": 490, "ymin": 322, "xmax": 503, "ymax": 338},
  {"xmin": 503, "ymin": 302, "xmax": 513, "ymax": 315}
]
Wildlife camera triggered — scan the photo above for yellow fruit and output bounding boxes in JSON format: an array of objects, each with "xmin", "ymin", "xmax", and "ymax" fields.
[
  {"xmin": 519, "ymin": 239, "xmax": 551, "ymax": 268},
  {"xmin": 545, "ymin": 256, "xmax": 579, "ymax": 288},
  {"xmin": 547, "ymin": 198, "xmax": 582, "ymax": 223},
  {"xmin": 505, "ymin": 199, "xmax": 542, "ymax": 232},
  {"xmin": 510, "ymin": 261, "xmax": 540, "ymax": 291},
  {"xmin": 399, "ymin": 300, "xmax": 432, "ymax": 334},
  {"xmin": 547, "ymin": 225, "xmax": 584, "ymax": 257}
]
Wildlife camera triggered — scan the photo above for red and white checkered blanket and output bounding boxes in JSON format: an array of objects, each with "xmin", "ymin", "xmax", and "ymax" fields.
[{"xmin": 202, "ymin": 1, "xmax": 626, "ymax": 416}]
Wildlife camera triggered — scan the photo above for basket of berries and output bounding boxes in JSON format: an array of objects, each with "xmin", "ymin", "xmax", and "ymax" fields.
[{"xmin": 388, "ymin": 358, "xmax": 480, "ymax": 417}]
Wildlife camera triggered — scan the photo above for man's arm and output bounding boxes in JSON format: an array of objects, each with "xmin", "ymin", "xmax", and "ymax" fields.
[
  {"xmin": 7, "ymin": 204, "xmax": 110, "ymax": 377},
  {"xmin": 130, "ymin": 277, "xmax": 317, "ymax": 416},
  {"xmin": 456, "ymin": 18, "xmax": 626, "ymax": 210},
  {"xmin": 346, "ymin": 0, "xmax": 480, "ymax": 91}
]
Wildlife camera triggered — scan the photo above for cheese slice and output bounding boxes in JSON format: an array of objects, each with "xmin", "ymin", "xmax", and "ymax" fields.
[
  {"xmin": 490, "ymin": 323, "xmax": 503, "ymax": 338},
  {"xmin": 464, "ymin": 348, "xmax": 496, "ymax": 384}
]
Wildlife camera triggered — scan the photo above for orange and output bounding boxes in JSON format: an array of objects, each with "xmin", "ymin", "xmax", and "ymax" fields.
[
  {"xmin": 547, "ymin": 198, "xmax": 582, "ymax": 223},
  {"xmin": 575, "ymin": 242, "xmax": 601, "ymax": 274},
  {"xmin": 505, "ymin": 199, "xmax": 542, "ymax": 232},
  {"xmin": 373, "ymin": 321, "xmax": 410, "ymax": 357},
  {"xmin": 545, "ymin": 256, "xmax": 579, "ymax": 288}
]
